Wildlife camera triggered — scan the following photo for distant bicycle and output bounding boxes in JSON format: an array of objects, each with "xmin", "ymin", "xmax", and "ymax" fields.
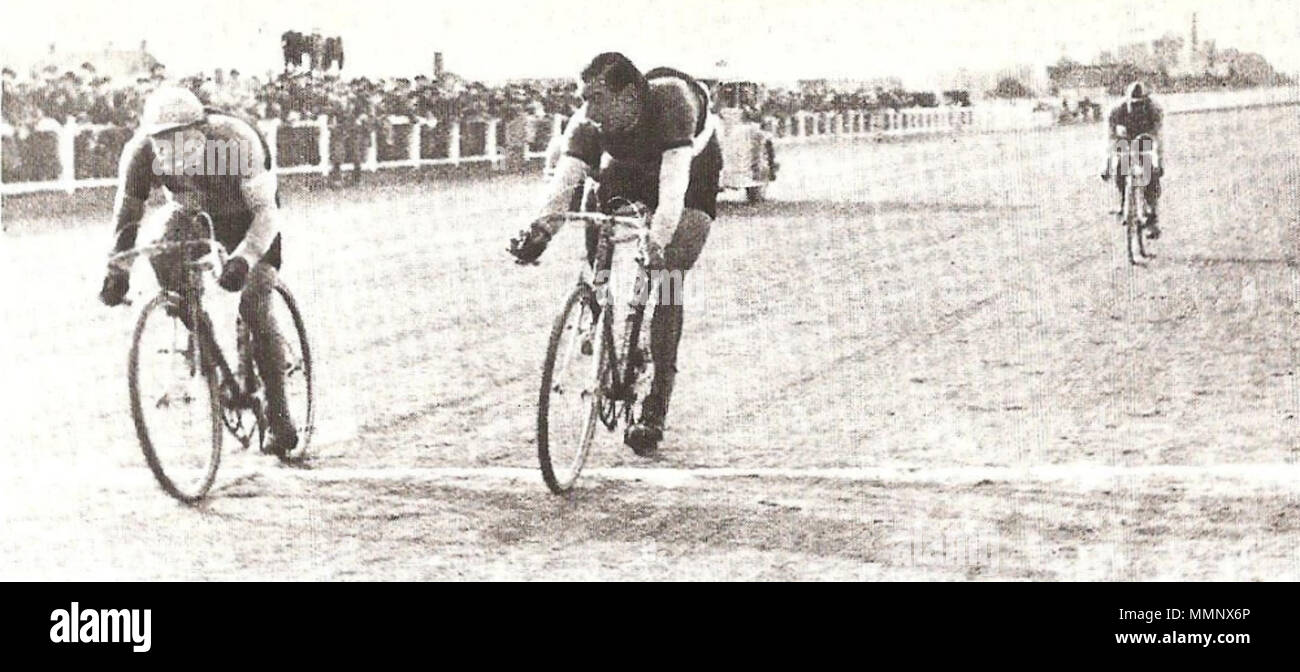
[
  {"xmin": 535, "ymin": 200, "xmax": 658, "ymax": 495},
  {"xmin": 1117, "ymin": 132, "xmax": 1160, "ymax": 265},
  {"xmin": 109, "ymin": 214, "xmax": 314, "ymax": 503}
]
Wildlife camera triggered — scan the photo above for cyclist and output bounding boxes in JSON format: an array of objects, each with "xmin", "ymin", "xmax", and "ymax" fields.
[
  {"xmin": 508, "ymin": 53, "xmax": 722, "ymax": 456},
  {"xmin": 97, "ymin": 86, "xmax": 299, "ymax": 458},
  {"xmin": 1102, "ymin": 81, "xmax": 1164, "ymax": 239}
]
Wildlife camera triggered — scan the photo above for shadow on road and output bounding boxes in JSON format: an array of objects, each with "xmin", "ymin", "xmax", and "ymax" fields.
[
  {"xmin": 722, "ymin": 199, "xmax": 1036, "ymax": 220},
  {"xmin": 1164, "ymin": 255, "xmax": 1295, "ymax": 267}
]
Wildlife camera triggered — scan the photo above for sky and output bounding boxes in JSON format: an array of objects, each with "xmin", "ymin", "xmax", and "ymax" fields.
[{"xmin": 2, "ymin": 0, "xmax": 1297, "ymax": 85}]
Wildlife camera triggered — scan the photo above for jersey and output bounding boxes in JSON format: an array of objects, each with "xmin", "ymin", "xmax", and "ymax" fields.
[
  {"xmin": 1108, "ymin": 98, "xmax": 1163, "ymax": 140},
  {"xmin": 113, "ymin": 112, "xmax": 281, "ymax": 264},
  {"xmin": 563, "ymin": 67, "xmax": 722, "ymax": 218}
]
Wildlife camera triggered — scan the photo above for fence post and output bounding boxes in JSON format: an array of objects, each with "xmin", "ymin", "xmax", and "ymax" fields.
[
  {"xmin": 365, "ymin": 127, "xmax": 379, "ymax": 171},
  {"xmin": 317, "ymin": 116, "xmax": 331, "ymax": 175},
  {"xmin": 60, "ymin": 118, "xmax": 77, "ymax": 193},
  {"xmin": 485, "ymin": 118, "xmax": 499, "ymax": 167},
  {"xmin": 449, "ymin": 122, "xmax": 461, "ymax": 165},
  {"xmin": 408, "ymin": 118, "xmax": 422, "ymax": 167}
]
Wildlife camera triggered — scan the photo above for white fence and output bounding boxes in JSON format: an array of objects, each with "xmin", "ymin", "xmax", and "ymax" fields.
[
  {"xmin": 3, "ymin": 85, "xmax": 1296, "ymax": 196},
  {"xmin": 1155, "ymin": 84, "xmax": 1300, "ymax": 114},
  {"xmin": 764, "ymin": 105, "xmax": 1057, "ymax": 143},
  {"xmin": 1, "ymin": 114, "xmax": 566, "ymax": 195}
]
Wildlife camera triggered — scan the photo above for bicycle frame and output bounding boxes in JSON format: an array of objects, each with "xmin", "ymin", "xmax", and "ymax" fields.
[
  {"xmin": 108, "ymin": 214, "xmax": 259, "ymax": 410},
  {"xmin": 1117, "ymin": 133, "xmax": 1158, "ymax": 264},
  {"xmin": 536, "ymin": 207, "xmax": 655, "ymax": 416}
]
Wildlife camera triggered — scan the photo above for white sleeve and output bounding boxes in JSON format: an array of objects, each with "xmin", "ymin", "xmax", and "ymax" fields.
[
  {"xmin": 649, "ymin": 147, "xmax": 694, "ymax": 249},
  {"xmin": 231, "ymin": 171, "xmax": 279, "ymax": 264},
  {"xmin": 535, "ymin": 156, "xmax": 591, "ymax": 235}
]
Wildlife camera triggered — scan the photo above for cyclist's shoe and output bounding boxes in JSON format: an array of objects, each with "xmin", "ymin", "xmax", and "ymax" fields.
[
  {"xmin": 1145, "ymin": 212, "xmax": 1161, "ymax": 240},
  {"xmin": 262, "ymin": 424, "xmax": 299, "ymax": 460},
  {"xmin": 624, "ymin": 421, "xmax": 663, "ymax": 457}
]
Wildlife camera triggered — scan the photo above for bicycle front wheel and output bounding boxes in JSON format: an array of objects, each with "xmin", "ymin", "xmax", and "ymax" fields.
[
  {"xmin": 1124, "ymin": 183, "xmax": 1139, "ymax": 265},
  {"xmin": 538, "ymin": 284, "xmax": 608, "ymax": 494},
  {"xmin": 128, "ymin": 292, "xmax": 222, "ymax": 503}
]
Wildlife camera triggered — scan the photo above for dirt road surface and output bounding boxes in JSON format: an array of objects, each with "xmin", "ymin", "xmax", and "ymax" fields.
[{"xmin": 2, "ymin": 105, "xmax": 1298, "ymax": 580}]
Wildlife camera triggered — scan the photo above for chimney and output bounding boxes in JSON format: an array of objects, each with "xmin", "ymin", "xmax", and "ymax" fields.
[
  {"xmin": 434, "ymin": 52, "xmax": 444, "ymax": 79},
  {"xmin": 141, "ymin": 40, "xmax": 148, "ymax": 52}
]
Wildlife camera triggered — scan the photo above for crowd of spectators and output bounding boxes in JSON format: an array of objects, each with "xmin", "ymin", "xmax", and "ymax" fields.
[
  {"xmin": 3, "ymin": 54, "xmax": 981, "ymax": 184},
  {"xmin": 2, "ymin": 60, "xmax": 587, "ymax": 183},
  {"xmin": 760, "ymin": 88, "xmax": 966, "ymax": 119},
  {"xmin": 2, "ymin": 64, "xmax": 584, "ymax": 133}
]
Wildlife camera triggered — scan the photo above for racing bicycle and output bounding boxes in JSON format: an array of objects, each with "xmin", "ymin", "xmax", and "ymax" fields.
[
  {"xmin": 535, "ymin": 200, "xmax": 659, "ymax": 495},
  {"xmin": 109, "ymin": 214, "xmax": 314, "ymax": 503},
  {"xmin": 1118, "ymin": 132, "xmax": 1160, "ymax": 265}
]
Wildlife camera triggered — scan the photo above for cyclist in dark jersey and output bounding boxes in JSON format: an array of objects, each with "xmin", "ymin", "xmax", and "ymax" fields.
[
  {"xmin": 97, "ymin": 87, "xmax": 298, "ymax": 458},
  {"xmin": 509, "ymin": 52, "xmax": 722, "ymax": 456},
  {"xmin": 1103, "ymin": 81, "xmax": 1165, "ymax": 239}
]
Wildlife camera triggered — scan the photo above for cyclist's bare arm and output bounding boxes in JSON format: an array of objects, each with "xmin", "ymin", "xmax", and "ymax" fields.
[{"xmin": 110, "ymin": 133, "xmax": 156, "ymax": 257}]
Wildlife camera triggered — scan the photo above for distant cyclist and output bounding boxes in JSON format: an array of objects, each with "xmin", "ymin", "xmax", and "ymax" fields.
[
  {"xmin": 508, "ymin": 53, "xmax": 722, "ymax": 456},
  {"xmin": 1102, "ymin": 81, "xmax": 1165, "ymax": 239},
  {"xmin": 97, "ymin": 86, "xmax": 299, "ymax": 458}
]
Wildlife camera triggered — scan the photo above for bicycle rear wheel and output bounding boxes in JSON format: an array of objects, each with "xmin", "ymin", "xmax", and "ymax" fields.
[
  {"xmin": 262, "ymin": 279, "xmax": 315, "ymax": 459},
  {"xmin": 129, "ymin": 292, "xmax": 222, "ymax": 503},
  {"xmin": 538, "ymin": 284, "xmax": 608, "ymax": 494}
]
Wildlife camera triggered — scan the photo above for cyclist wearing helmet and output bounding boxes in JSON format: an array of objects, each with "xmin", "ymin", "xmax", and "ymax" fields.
[
  {"xmin": 97, "ymin": 86, "xmax": 299, "ymax": 458},
  {"xmin": 1102, "ymin": 81, "xmax": 1165, "ymax": 239},
  {"xmin": 508, "ymin": 52, "xmax": 722, "ymax": 456}
]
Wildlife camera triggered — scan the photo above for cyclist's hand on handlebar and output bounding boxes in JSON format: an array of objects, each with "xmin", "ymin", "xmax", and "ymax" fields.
[
  {"xmin": 218, "ymin": 256, "xmax": 250, "ymax": 292},
  {"xmin": 507, "ymin": 222, "xmax": 552, "ymax": 265},
  {"xmin": 99, "ymin": 267, "xmax": 130, "ymax": 307}
]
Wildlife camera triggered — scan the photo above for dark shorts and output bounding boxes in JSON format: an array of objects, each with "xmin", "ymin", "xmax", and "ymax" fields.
[
  {"xmin": 150, "ymin": 207, "xmax": 282, "ymax": 291},
  {"xmin": 595, "ymin": 135, "xmax": 722, "ymax": 220},
  {"xmin": 582, "ymin": 207, "xmax": 712, "ymax": 272}
]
